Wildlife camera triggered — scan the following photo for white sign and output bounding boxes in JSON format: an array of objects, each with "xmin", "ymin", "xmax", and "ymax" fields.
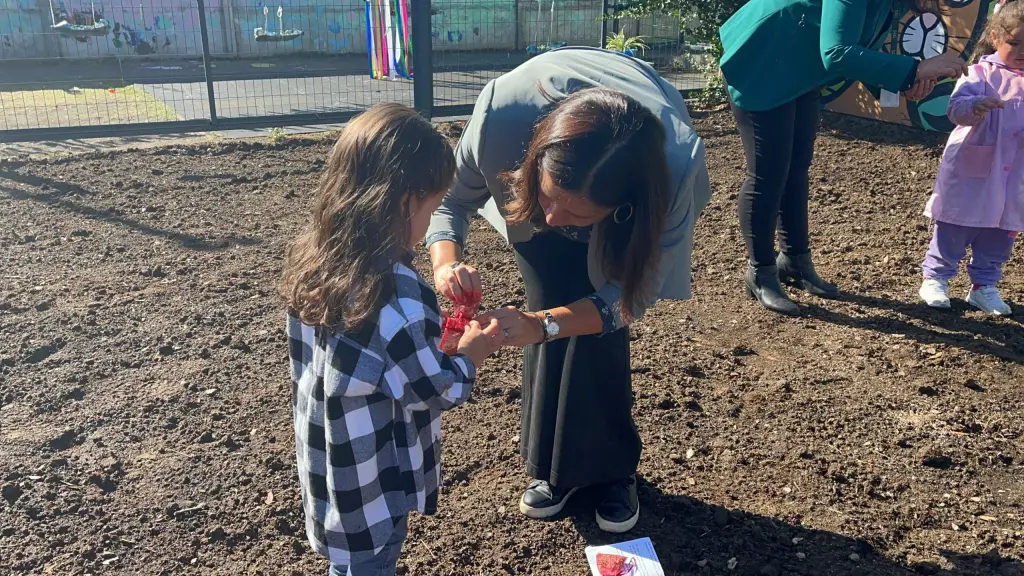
[
  {"xmin": 585, "ymin": 537, "xmax": 665, "ymax": 576},
  {"xmin": 880, "ymin": 89, "xmax": 901, "ymax": 108}
]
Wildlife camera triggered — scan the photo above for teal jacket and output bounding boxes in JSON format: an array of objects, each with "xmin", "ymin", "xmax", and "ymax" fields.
[{"xmin": 720, "ymin": 0, "xmax": 918, "ymax": 111}]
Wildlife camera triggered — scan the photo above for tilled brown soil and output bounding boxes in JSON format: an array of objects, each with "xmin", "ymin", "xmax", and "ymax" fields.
[{"xmin": 1, "ymin": 111, "xmax": 1022, "ymax": 576}]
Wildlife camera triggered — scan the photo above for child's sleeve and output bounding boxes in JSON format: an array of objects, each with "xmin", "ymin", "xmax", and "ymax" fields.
[
  {"xmin": 947, "ymin": 64, "xmax": 990, "ymax": 127},
  {"xmin": 381, "ymin": 300, "xmax": 476, "ymax": 412}
]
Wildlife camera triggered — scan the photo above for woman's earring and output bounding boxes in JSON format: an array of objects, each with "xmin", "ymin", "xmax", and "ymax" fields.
[{"xmin": 613, "ymin": 203, "xmax": 634, "ymax": 224}]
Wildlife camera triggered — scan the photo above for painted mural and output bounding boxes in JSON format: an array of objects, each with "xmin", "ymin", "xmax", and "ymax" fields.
[
  {"xmin": 0, "ymin": 0, "xmax": 49, "ymax": 59},
  {"xmin": 0, "ymin": 0, "xmax": 614, "ymax": 59},
  {"xmin": 823, "ymin": 0, "xmax": 996, "ymax": 132}
]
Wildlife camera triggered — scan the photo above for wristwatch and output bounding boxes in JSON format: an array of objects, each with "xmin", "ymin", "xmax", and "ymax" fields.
[{"xmin": 539, "ymin": 311, "xmax": 559, "ymax": 342}]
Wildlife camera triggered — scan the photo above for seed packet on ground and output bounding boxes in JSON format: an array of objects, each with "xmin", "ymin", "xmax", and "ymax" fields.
[{"xmin": 585, "ymin": 537, "xmax": 665, "ymax": 576}]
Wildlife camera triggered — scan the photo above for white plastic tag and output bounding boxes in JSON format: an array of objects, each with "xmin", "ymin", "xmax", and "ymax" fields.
[{"xmin": 880, "ymin": 89, "xmax": 900, "ymax": 108}]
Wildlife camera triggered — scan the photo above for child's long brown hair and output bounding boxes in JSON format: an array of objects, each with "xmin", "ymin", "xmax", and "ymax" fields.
[
  {"xmin": 281, "ymin": 104, "xmax": 455, "ymax": 329},
  {"xmin": 972, "ymin": 0, "xmax": 1024, "ymax": 63}
]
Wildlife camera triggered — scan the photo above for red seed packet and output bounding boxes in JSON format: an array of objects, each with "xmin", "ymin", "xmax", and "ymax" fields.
[
  {"xmin": 596, "ymin": 553, "xmax": 628, "ymax": 576},
  {"xmin": 439, "ymin": 297, "xmax": 479, "ymax": 355}
]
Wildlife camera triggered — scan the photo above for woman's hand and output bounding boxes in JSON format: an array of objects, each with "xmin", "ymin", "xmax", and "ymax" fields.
[
  {"xmin": 973, "ymin": 96, "xmax": 1005, "ymax": 117},
  {"xmin": 476, "ymin": 306, "xmax": 545, "ymax": 348},
  {"xmin": 904, "ymin": 79, "xmax": 936, "ymax": 101},
  {"xmin": 433, "ymin": 261, "xmax": 481, "ymax": 304},
  {"xmin": 916, "ymin": 52, "xmax": 969, "ymax": 82}
]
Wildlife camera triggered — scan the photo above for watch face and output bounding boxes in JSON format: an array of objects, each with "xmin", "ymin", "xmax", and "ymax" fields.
[{"xmin": 547, "ymin": 323, "xmax": 559, "ymax": 336}]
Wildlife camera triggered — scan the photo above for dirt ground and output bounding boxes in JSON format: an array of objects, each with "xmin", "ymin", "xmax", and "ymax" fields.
[{"xmin": 1, "ymin": 110, "xmax": 1022, "ymax": 576}]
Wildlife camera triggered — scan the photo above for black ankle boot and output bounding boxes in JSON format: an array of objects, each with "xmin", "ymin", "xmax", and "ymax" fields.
[
  {"xmin": 745, "ymin": 265, "xmax": 800, "ymax": 315},
  {"xmin": 777, "ymin": 253, "xmax": 839, "ymax": 299}
]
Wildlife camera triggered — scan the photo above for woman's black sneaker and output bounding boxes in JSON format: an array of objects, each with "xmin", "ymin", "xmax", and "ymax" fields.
[
  {"xmin": 595, "ymin": 475, "xmax": 640, "ymax": 533},
  {"xmin": 519, "ymin": 480, "xmax": 579, "ymax": 519}
]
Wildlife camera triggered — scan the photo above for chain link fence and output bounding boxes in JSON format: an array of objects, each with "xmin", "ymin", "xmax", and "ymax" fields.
[{"xmin": 0, "ymin": 0, "xmax": 707, "ymax": 142}]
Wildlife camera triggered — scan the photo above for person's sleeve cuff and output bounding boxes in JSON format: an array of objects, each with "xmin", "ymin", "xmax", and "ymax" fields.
[
  {"xmin": 425, "ymin": 231, "xmax": 464, "ymax": 250},
  {"xmin": 901, "ymin": 59, "xmax": 920, "ymax": 92},
  {"xmin": 586, "ymin": 291, "xmax": 623, "ymax": 336}
]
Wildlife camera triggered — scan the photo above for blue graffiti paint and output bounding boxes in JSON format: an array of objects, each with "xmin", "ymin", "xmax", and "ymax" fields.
[
  {"xmin": 328, "ymin": 22, "xmax": 341, "ymax": 34},
  {"xmin": 152, "ymin": 15, "xmax": 173, "ymax": 31},
  {"xmin": 447, "ymin": 30, "xmax": 462, "ymax": 43},
  {"xmin": 431, "ymin": 29, "xmax": 440, "ymax": 39},
  {"xmin": 111, "ymin": 21, "xmax": 154, "ymax": 53}
]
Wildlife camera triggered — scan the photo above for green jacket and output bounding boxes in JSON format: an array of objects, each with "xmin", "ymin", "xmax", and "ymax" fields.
[{"xmin": 720, "ymin": 0, "xmax": 917, "ymax": 111}]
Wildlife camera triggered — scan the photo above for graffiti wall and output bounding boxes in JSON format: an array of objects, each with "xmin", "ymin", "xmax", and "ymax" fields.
[
  {"xmin": 0, "ymin": 0, "xmax": 49, "ymax": 59},
  {"xmin": 823, "ymin": 0, "xmax": 996, "ymax": 132},
  {"xmin": 0, "ymin": 0, "xmax": 615, "ymax": 59},
  {"xmin": 428, "ymin": 1, "xmax": 604, "ymax": 52},
  {"xmin": 52, "ymin": 0, "xmax": 229, "ymax": 57}
]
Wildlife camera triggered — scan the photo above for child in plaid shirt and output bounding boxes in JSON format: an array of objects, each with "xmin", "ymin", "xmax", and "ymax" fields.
[{"xmin": 280, "ymin": 104, "xmax": 503, "ymax": 576}]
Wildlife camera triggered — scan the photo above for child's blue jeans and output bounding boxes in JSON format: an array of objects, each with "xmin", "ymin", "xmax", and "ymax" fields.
[{"xmin": 328, "ymin": 516, "xmax": 408, "ymax": 576}]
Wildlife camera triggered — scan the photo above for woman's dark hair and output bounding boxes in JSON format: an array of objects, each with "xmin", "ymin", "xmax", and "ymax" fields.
[
  {"xmin": 503, "ymin": 87, "xmax": 670, "ymax": 321},
  {"xmin": 280, "ymin": 103, "xmax": 455, "ymax": 329},
  {"xmin": 971, "ymin": 0, "xmax": 1024, "ymax": 63}
]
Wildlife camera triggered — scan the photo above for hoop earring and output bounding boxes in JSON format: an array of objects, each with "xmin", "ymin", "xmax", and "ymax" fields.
[{"xmin": 613, "ymin": 203, "xmax": 634, "ymax": 224}]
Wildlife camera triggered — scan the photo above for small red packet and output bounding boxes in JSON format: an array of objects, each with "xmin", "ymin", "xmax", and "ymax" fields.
[
  {"xmin": 439, "ymin": 297, "xmax": 480, "ymax": 355},
  {"xmin": 596, "ymin": 553, "xmax": 628, "ymax": 576}
]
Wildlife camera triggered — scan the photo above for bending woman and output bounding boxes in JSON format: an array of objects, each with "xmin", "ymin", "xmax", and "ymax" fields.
[{"xmin": 426, "ymin": 47, "xmax": 711, "ymax": 533}]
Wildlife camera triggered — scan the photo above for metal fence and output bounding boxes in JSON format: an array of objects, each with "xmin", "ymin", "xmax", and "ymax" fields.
[{"xmin": 0, "ymin": 0, "xmax": 708, "ymax": 143}]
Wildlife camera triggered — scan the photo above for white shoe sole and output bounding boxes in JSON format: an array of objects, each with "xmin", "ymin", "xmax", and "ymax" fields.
[
  {"xmin": 596, "ymin": 506, "xmax": 640, "ymax": 533},
  {"xmin": 968, "ymin": 300, "xmax": 1013, "ymax": 316},
  {"xmin": 920, "ymin": 289, "xmax": 951, "ymax": 309},
  {"xmin": 519, "ymin": 487, "xmax": 579, "ymax": 519}
]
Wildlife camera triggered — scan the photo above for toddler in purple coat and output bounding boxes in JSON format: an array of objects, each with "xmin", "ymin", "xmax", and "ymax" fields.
[{"xmin": 920, "ymin": 0, "xmax": 1024, "ymax": 315}]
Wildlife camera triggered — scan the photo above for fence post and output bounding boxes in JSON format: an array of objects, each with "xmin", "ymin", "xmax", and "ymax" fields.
[
  {"xmin": 411, "ymin": 0, "xmax": 434, "ymax": 119},
  {"xmin": 196, "ymin": 0, "xmax": 219, "ymax": 126},
  {"xmin": 514, "ymin": 0, "xmax": 520, "ymax": 52},
  {"xmin": 601, "ymin": 0, "xmax": 608, "ymax": 48}
]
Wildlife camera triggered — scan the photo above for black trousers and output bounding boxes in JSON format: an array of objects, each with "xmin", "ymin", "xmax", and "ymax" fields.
[
  {"xmin": 512, "ymin": 231, "xmax": 640, "ymax": 489},
  {"xmin": 730, "ymin": 91, "xmax": 820, "ymax": 268}
]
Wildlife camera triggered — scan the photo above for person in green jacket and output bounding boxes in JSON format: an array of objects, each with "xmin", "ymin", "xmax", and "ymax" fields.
[{"xmin": 719, "ymin": 0, "xmax": 969, "ymax": 314}]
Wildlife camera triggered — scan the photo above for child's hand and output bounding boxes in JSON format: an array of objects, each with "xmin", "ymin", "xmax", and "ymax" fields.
[
  {"xmin": 456, "ymin": 317, "xmax": 503, "ymax": 366},
  {"xmin": 973, "ymin": 96, "xmax": 1005, "ymax": 116}
]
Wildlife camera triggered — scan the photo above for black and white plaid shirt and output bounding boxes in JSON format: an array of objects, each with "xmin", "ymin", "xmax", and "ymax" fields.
[{"xmin": 288, "ymin": 261, "xmax": 476, "ymax": 565}]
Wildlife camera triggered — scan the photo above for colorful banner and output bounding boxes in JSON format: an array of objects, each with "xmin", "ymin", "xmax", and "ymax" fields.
[{"xmin": 366, "ymin": 0, "xmax": 413, "ymax": 80}]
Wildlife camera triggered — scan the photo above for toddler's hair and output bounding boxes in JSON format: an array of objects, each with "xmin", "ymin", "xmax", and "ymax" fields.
[
  {"xmin": 280, "ymin": 104, "xmax": 455, "ymax": 329},
  {"xmin": 972, "ymin": 0, "xmax": 1024, "ymax": 63}
]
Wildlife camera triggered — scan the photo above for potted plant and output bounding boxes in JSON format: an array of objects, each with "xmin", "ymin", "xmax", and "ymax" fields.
[{"xmin": 605, "ymin": 31, "xmax": 648, "ymax": 58}]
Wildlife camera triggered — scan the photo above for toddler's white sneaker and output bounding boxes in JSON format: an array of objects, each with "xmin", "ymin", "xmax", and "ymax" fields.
[
  {"xmin": 967, "ymin": 285, "xmax": 1013, "ymax": 316},
  {"xmin": 920, "ymin": 278, "xmax": 951, "ymax": 309}
]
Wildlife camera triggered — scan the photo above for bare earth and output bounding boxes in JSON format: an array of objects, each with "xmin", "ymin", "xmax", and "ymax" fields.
[{"xmin": 1, "ymin": 111, "xmax": 1022, "ymax": 576}]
